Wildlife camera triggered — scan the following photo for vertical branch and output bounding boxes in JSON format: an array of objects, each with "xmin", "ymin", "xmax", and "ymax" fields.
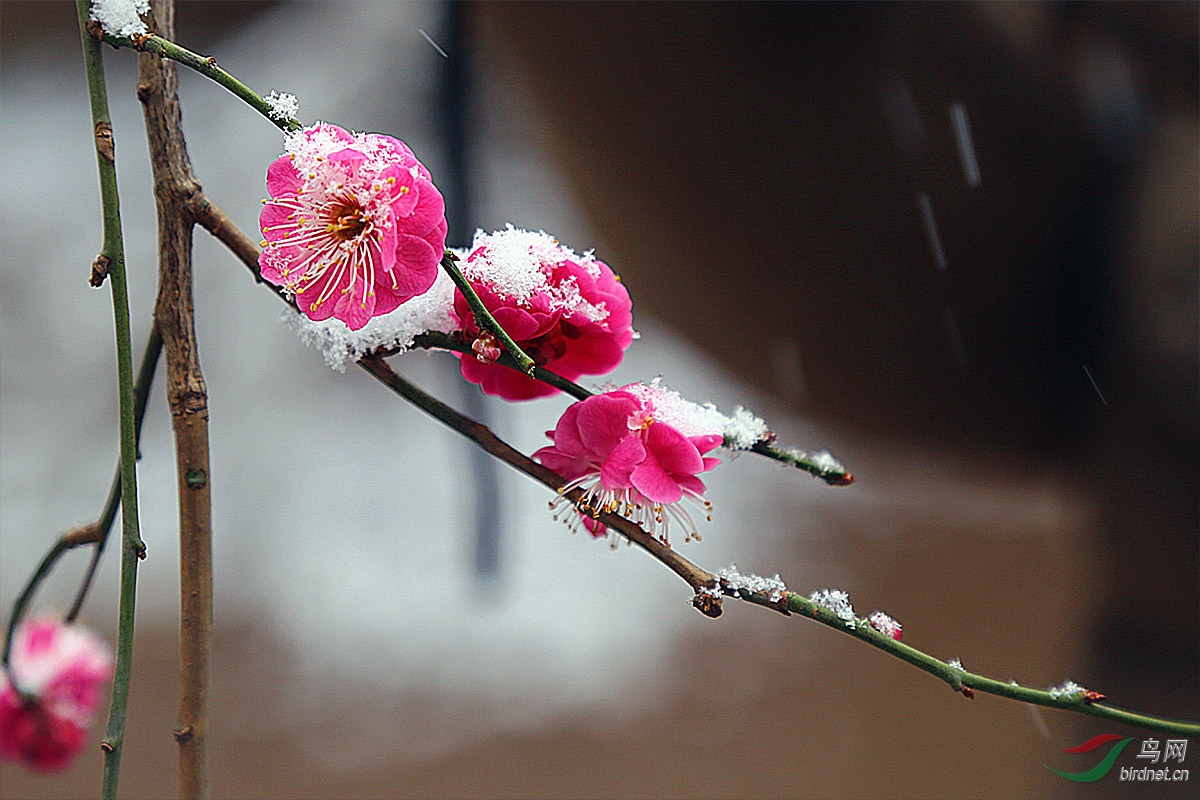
[
  {"xmin": 76, "ymin": 2, "xmax": 146, "ymax": 798},
  {"xmin": 137, "ymin": 1, "xmax": 212, "ymax": 797}
]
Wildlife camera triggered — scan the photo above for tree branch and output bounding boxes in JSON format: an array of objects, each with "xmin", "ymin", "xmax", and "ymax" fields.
[
  {"xmin": 76, "ymin": 2, "xmax": 148, "ymax": 796},
  {"xmin": 354, "ymin": 355, "xmax": 1199, "ymax": 737},
  {"xmin": 94, "ymin": 28, "xmax": 300, "ymax": 134},
  {"xmin": 137, "ymin": 0, "xmax": 213, "ymax": 795}
]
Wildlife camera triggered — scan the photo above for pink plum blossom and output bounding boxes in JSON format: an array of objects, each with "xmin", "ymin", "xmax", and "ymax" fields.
[
  {"xmin": 0, "ymin": 617, "xmax": 113, "ymax": 772},
  {"xmin": 259, "ymin": 123, "xmax": 448, "ymax": 330},
  {"xmin": 453, "ymin": 227, "xmax": 634, "ymax": 401},
  {"xmin": 534, "ymin": 383, "xmax": 724, "ymax": 544}
]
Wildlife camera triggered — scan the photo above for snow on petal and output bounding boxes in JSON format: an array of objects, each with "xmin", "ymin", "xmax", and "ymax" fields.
[{"xmin": 452, "ymin": 226, "xmax": 635, "ymax": 401}]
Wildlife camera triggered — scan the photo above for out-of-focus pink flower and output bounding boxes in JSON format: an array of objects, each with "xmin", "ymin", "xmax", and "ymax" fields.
[
  {"xmin": 534, "ymin": 382, "xmax": 723, "ymax": 544},
  {"xmin": 0, "ymin": 617, "xmax": 113, "ymax": 772},
  {"xmin": 452, "ymin": 227, "xmax": 634, "ymax": 400},
  {"xmin": 259, "ymin": 123, "xmax": 448, "ymax": 331}
]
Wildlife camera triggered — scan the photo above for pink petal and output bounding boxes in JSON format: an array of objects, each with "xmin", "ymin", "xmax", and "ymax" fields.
[
  {"xmin": 551, "ymin": 327, "xmax": 626, "ymax": 377},
  {"xmin": 265, "ymin": 156, "xmax": 302, "ymax": 196},
  {"xmin": 629, "ymin": 452, "xmax": 684, "ymax": 505},
  {"xmin": 575, "ymin": 393, "xmax": 640, "ymax": 458},
  {"xmin": 402, "ymin": 179, "xmax": 446, "ymax": 236},
  {"xmin": 489, "ymin": 305, "xmax": 545, "ymax": 341},
  {"xmin": 327, "ymin": 147, "xmax": 367, "ymax": 174},
  {"xmin": 381, "ymin": 165, "xmax": 418, "ymax": 217},
  {"xmin": 690, "ymin": 434, "xmax": 724, "ymax": 456},
  {"xmin": 643, "ymin": 422, "xmax": 705, "ymax": 477},
  {"xmin": 333, "ymin": 283, "xmax": 377, "ymax": 330},
  {"xmin": 459, "ymin": 357, "xmax": 557, "ymax": 400},
  {"xmin": 389, "ymin": 234, "xmax": 438, "ymax": 295},
  {"xmin": 600, "ymin": 434, "xmax": 645, "ymax": 490}
]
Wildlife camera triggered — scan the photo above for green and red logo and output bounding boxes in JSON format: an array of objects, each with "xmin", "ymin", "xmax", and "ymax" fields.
[{"xmin": 1046, "ymin": 734, "xmax": 1134, "ymax": 782}]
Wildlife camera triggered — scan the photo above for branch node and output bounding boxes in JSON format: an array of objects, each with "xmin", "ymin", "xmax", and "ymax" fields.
[
  {"xmin": 173, "ymin": 724, "xmax": 194, "ymax": 744},
  {"xmin": 131, "ymin": 33, "xmax": 151, "ymax": 51},
  {"xmin": 960, "ymin": 685, "xmax": 975, "ymax": 700},
  {"xmin": 64, "ymin": 522, "xmax": 103, "ymax": 547},
  {"xmin": 184, "ymin": 469, "xmax": 207, "ymax": 490},
  {"xmin": 100, "ymin": 740, "xmax": 115, "ymax": 753},
  {"xmin": 135, "ymin": 543, "xmax": 147, "ymax": 561},
  {"xmin": 692, "ymin": 590, "xmax": 723, "ymax": 618},
  {"xmin": 90, "ymin": 254, "xmax": 111, "ymax": 287},
  {"xmin": 94, "ymin": 121, "xmax": 115, "ymax": 164},
  {"xmin": 86, "ymin": 19, "xmax": 105, "ymax": 41}
]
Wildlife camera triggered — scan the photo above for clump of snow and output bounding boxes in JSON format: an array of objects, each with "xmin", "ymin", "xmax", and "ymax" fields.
[
  {"xmin": 264, "ymin": 91, "xmax": 299, "ymax": 122},
  {"xmin": 90, "ymin": 0, "xmax": 149, "ymax": 37},
  {"xmin": 622, "ymin": 379, "xmax": 728, "ymax": 438},
  {"xmin": 617, "ymin": 379, "xmax": 769, "ymax": 447},
  {"xmin": 722, "ymin": 407, "xmax": 769, "ymax": 449},
  {"xmin": 792, "ymin": 449, "xmax": 847, "ymax": 475},
  {"xmin": 287, "ymin": 268, "xmax": 457, "ymax": 370},
  {"xmin": 867, "ymin": 610, "xmax": 903, "ymax": 640},
  {"xmin": 460, "ymin": 225, "xmax": 609, "ymax": 323},
  {"xmin": 717, "ymin": 563, "xmax": 787, "ymax": 602},
  {"xmin": 1048, "ymin": 679, "xmax": 1085, "ymax": 699},
  {"xmin": 808, "ymin": 588, "xmax": 856, "ymax": 628},
  {"xmin": 947, "ymin": 657, "xmax": 965, "ymax": 671}
]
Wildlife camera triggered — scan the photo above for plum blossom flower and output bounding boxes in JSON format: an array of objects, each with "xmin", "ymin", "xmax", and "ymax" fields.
[
  {"xmin": 534, "ymin": 382, "xmax": 724, "ymax": 544},
  {"xmin": 453, "ymin": 227, "xmax": 635, "ymax": 400},
  {"xmin": 259, "ymin": 123, "xmax": 448, "ymax": 330},
  {"xmin": 0, "ymin": 617, "xmax": 113, "ymax": 772}
]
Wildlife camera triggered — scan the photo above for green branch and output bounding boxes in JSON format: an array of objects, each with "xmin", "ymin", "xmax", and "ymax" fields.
[
  {"xmin": 438, "ymin": 251, "xmax": 538, "ymax": 376},
  {"xmin": 77, "ymin": 2, "xmax": 147, "ymax": 797},
  {"xmin": 359, "ymin": 355, "xmax": 1199, "ymax": 738},
  {"xmin": 94, "ymin": 29, "xmax": 300, "ymax": 133},
  {"xmin": 725, "ymin": 587, "xmax": 1200, "ymax": 737}
]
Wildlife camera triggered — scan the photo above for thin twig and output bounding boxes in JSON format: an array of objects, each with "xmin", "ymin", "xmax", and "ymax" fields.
[
  {"xmin": 0, "ymin": 327, "xmax": 161, "ymax": 683},
  {"xmin": 357, "ymin": 355, "xmax": 716, "ymax": 594},
  {"xmin": 356, "ymin": 355, "xmax": 1199, "ymax": 737},
  {"xmin": 94, "ymin": 29, "xmax": 301, "ymax": 134},
  {"xmin": 77, "ymin": 2, "xmax": 146, "ymax": 796}
]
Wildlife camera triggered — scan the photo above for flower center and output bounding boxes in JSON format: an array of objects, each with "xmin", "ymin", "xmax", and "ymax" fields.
[{"xmin": 326, "ymin": 204, "xmax": 367, "ymax": 241}]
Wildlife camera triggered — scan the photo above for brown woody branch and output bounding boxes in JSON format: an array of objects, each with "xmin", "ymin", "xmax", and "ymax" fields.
[{"xmin": 137, "ymin": 0, "xmax": 212, "ymax": 796}]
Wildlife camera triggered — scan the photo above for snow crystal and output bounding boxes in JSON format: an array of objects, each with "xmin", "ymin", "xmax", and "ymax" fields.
[
  {"xmin": 717, "ymin": 563, "xmax": 787, "ymax": 602},
  {"xmin": 89, "ymin": 0, "xmax": 149, "ymax": 37},
  {"xmin": 867, "ymin": 610, "xmax": 902, "ymax": 640},
  {"xmin": 808, "ymin": 588, "xmax": 856, "ymax": 628},
  {"xmin": 459, "ymin": 226, "xmax": 608, "ymax": 323},
  {"xmin": 947, "ymin": 657, "xmax": 965, "ymax": 671},
  {"xmin": 618, "ymin": 383, "xmax": 768, "ymax": 448},
  {"xmin": 287, "ymin": 268, "xmax": 457, "ymax": 370},
  {"xmin": 1048, "ymin": 679, "xmax": 1085, "ymax": 699},
  {"xmin": 621, "ymin": 379, "xmax": 729, "ymax": 438},
  {"xmin": 722, "ymin": 406, "xmax": 769, "ymax": 449},
  {"xmin": 801, "ymin": 450, "xmax": 847, "ymax": 475},
  {"xmin": 264, "ymin": 91, "xmax": 299, "ymax": 122}
]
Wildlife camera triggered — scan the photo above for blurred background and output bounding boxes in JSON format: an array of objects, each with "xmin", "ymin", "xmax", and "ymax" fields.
[{"xmin": 1, "ymin": 2, "xmax": 1195, "ymax": 798}]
